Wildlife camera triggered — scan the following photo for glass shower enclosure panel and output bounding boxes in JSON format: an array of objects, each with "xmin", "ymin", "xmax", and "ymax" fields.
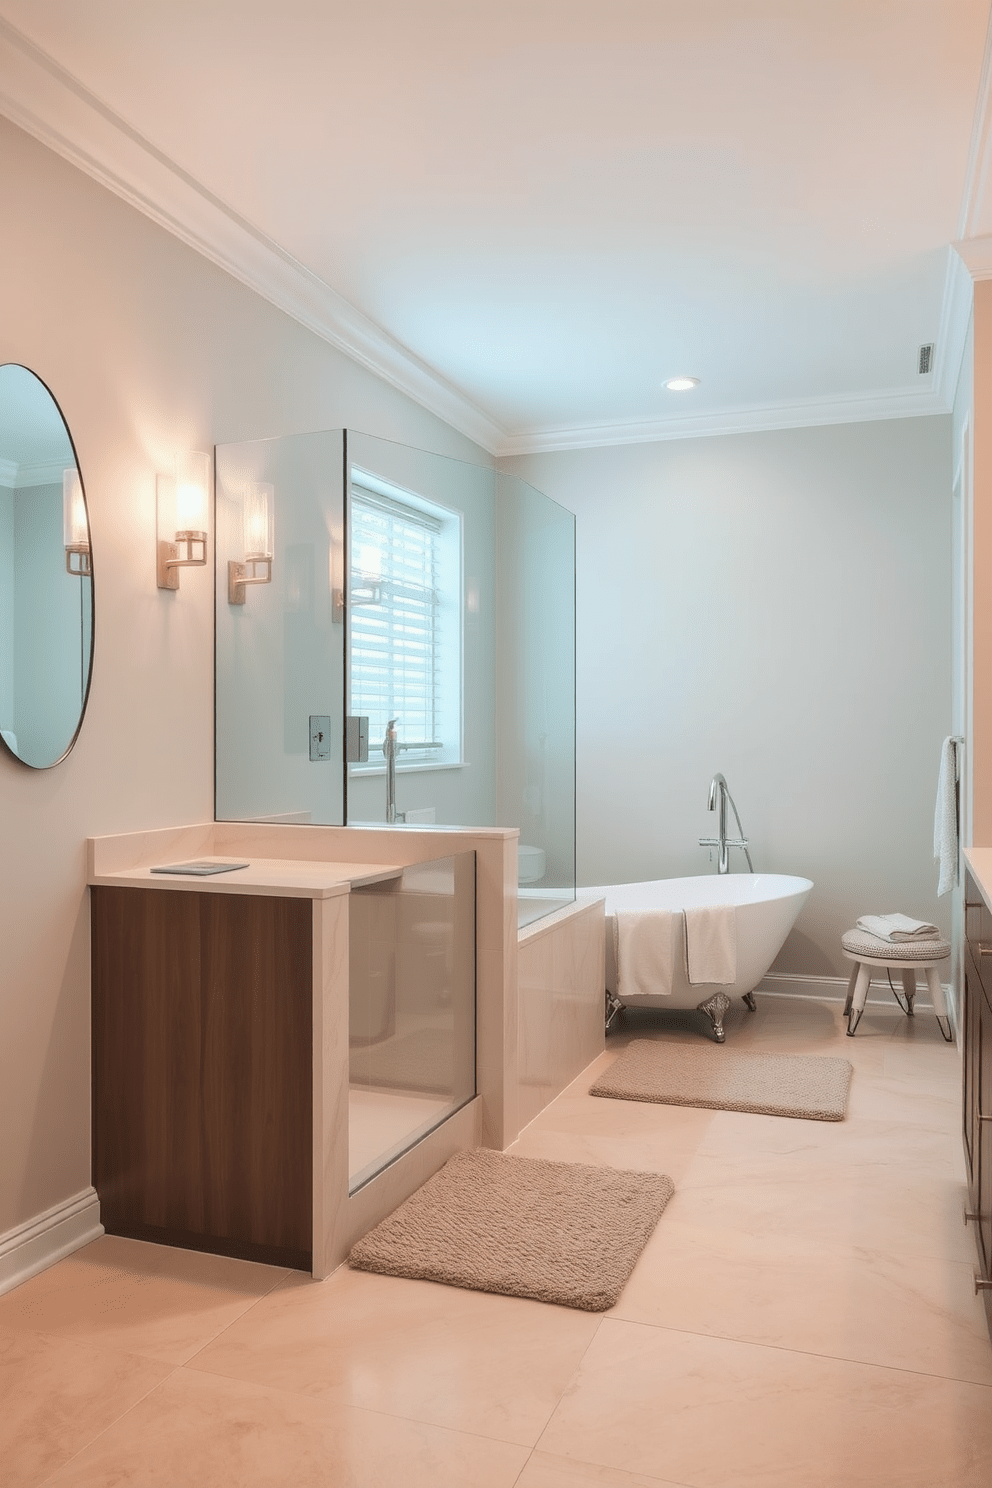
[
  {"xmin": 214, "ymin": 423, "xmax": 576, "ymax": 933},
  {"xmin": 496, "ymin": 474, "xmax": 576, "ymax": 928},
  {"xmin": 349, "ymin": 852, "xmax": 476, "ymax": 1191},
  {"xmin": 215, "ymin": 430, "xmax": 346, "ymax": 826},
  {"xmin": 345, "ymin": 430, "xmax": 497, "ymax": 829}
]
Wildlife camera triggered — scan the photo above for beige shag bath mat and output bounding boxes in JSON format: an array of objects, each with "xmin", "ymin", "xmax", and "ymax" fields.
[
  {"xmin": 348, "ymin": 1148, "xmax": 674, "ymax": 1311},
  {"xmin": 590, "ymin": 1040, "xmax": 853, "ymax": 1121}
]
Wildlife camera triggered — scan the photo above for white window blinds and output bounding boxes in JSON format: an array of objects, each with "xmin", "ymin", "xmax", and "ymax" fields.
[{"xmin": 350, "ymin": 486, "xmax": 442, "ymax": 760}]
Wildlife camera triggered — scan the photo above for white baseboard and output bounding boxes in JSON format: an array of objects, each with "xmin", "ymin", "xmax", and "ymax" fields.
[
  {"xmin": 0, "ymin": 1187, "xmax": 103, "ymax": 1297},
  {"xmin": 757, "ymin": 970, "xmax": 953, "ymax": 1015}
]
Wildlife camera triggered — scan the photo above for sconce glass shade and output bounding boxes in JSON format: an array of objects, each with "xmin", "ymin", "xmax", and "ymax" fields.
[
  {"xmin": 63, "ymin": 468, "xmax": 91, "ymax": 575},
  {"xmin": 229, "ymin": 482, "xmax": 275, "ymax": 604},
  {"xmin": 175, "ymin": 449, "xmax": 210, "ymax": 534},
  {"xmin": 157, "ymin": 449, "xmax": 210, "ymax": 590},
  {"xmin": 243, "ymin": 482, "xmax": 274, "ymax": 560}
]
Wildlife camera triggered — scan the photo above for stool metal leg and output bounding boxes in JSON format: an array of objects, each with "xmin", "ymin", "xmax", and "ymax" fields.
[
  {"xmin": 923, "ymin": 965, "xmax": 953, "ymax": 1042},
  {"xmin": 899, "ymin": 968, "xmax": 916, "ymax": 1017},
  {"xmin": 843, "ymin": 964, "xmax": 859, "ymax": 1017},
  {"xmin": 847, "ymin": 962, "xmax": 871, "ymax": 1036}
]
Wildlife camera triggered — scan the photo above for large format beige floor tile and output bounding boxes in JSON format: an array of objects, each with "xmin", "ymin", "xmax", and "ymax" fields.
[
  {"xmin": 612, "ymin": 1216, "xmax": 992, "ymax": 1383},
  {"xmin": 0, "ymin": 1324, "xmax": 170, "ymax": 1488},
  {"xmin": 690, "ymin": 1103, "xmax": 962, "ymax": 1178},
  {"xmin": 188, "ymin": 1263, "xmax": 601, "ymax": 1446},
  {"xmin": 0, "ymin": 1235, "xmax": 288, "ymax": 1366},
  {"xmin": 43, "ymin": 1366, "xmax": 530, "ymax": 1487},
  {"xmin": 668, "ymin": 1151, "xmax": 974, "ymax": 1262},
  {"xmin": 539, "ymin": 1318, "xmax": 992, "ymax": 1488},
  {"xmin": 517, "ymin": 1450, "xmax": 689, "ymax": 1486}
]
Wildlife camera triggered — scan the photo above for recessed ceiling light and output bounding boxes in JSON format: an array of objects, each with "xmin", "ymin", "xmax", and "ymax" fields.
[{"xmin": 665, "ymin": 376, "xmax": 700, "ymax": 392}]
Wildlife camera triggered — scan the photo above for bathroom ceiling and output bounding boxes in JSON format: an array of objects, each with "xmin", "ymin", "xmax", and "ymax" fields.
[{"xmin": 0, "ymin": 1, "xmax": 990, "ymax": 453}]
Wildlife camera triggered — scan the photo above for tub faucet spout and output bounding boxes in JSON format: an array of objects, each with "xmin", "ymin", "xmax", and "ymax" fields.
[{"xmin": 699, "ymin": 773, "xmax": 753, "ymax": 874}]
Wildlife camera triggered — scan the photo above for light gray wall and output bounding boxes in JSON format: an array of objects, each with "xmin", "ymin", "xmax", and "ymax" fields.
[
  {"xmin": 0, "ymin": 114, "xmax": 490, "ymax": 1243},
  {"xmin": 504, "ymin": 416, "xmax": 953, "ymax": 978}
]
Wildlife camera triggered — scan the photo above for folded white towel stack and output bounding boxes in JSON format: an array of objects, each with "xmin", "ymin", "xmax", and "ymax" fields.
[
  {"xmin": 934, "ymin": 736, "xmax": 961, "ymax": 897},
  {"xmin": 856, "ymin": 913, "xmax": 940, "ymax": 943},
  {"xmin": 683, "ymin": 904, "xmax": 736, "ymax": 985},
  {"xmin": 614, "ymin": 909, "xmax": 678, "ymax": 999}
]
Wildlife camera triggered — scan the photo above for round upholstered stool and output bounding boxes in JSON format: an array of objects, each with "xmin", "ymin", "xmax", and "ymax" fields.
[{"xmin": 840, "ymin": 928, "xmax": 952, "ymax": 1041}]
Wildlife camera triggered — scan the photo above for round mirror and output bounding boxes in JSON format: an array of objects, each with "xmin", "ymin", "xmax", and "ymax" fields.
[{"xmin": 0, "ymin": 364, "xmax": 93, "ymax": 769}]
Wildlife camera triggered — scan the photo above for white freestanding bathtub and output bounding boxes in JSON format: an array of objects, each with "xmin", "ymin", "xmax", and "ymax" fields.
[{"xmin": 583, "ymin": 873, "xmax": 813, "ymax": 1040}]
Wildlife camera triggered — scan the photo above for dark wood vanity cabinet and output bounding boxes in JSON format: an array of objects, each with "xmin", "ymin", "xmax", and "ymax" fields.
[
  {"xmin": 963, "ymin": 871, "xmax": 992, "ymax": 1335},
  {"xmin": 91, "ymin": 885, "xmax": 314, "ymax": 1270}
]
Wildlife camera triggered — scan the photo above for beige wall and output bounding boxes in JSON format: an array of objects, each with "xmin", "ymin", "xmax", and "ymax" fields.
[
  {"xmin": 505, "ymin": 416, "xmax": 954, "ymax": 979},
  {"xmin": 0, "ymin": 116, "xmax": 490, "ymax": 1241}
]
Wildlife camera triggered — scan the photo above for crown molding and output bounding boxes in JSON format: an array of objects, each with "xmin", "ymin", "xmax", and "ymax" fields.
[
  {"xmin": 0, "ymin": 18, "xmax": 506, "ymax": 456},
  {"xmin": 0, "ymin": 457, "xmax": 68, "ymax": 488},
  {"xmin": 495, "ymin": 387, "xmax": 952, "ymax": 457},
  {"xmin": 953, "ymin": 231, "xmax": 992, "ymax": 281},
  {"xmin": 14, "ymin": 458, "xmax": 67, "ymax": 488}
]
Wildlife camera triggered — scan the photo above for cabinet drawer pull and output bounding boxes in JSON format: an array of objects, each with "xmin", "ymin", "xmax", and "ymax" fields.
[
  {"xmin": 965, "ymin": 1209, "xmax": 981, "ymax": 1223},
  {"xmin": 978, "ymin": 944, "xmax": 992, "ymax": 957},
  {"xmin": 976, "ymin": 1273, "xmax": 992, "ymax": 1294}
]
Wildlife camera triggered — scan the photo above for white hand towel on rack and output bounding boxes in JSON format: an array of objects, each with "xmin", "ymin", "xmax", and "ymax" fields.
[
  {"xmin": 934, "ymin": 736, "xmax": 961, "ymax": 897},
  {"xmin": 856, "ymin": 913, "xmax": 939, "ymax": 943},
  {"xmin": 683, "ymin": 904, "xmax": 736, "ymax": 986},
  {"xmin": 614, "ymin": 909, "xmax": 677, "ymax": 999}
]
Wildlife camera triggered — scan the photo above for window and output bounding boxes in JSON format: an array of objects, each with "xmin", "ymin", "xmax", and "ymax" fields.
[{"xmin": 349, "ymin": 471, "xmax": 461, "ymax": 768}]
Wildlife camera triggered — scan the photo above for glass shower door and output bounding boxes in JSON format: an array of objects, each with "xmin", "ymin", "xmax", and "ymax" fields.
[
  {"xmin": 496, "ymin": 473, "xmax": 576, "ymax": 927},
  {"xmin": 348, "ymin": 851, "xmax": 476, "ymax": 1191}
]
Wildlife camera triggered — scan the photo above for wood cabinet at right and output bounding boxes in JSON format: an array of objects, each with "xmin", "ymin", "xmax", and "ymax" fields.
[{"xmin": 963, "ymin": 871, "xmax": 992, "ymax": 1339}]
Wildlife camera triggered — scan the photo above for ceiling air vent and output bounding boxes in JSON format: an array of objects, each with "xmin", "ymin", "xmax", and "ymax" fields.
[{"xmin": 918, "ymin": 343, "xmax": 934, "ymax": 376}]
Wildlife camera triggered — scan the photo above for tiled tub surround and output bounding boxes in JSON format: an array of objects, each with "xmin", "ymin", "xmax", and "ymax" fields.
[
  {"xmin": 86, "ymin": 821, "xmax": 521, "ymax": 1279},
  {"xmin": 2, "ymin": 994, "xmax": 988, "ymax": 1487},
  {"xmin": 517, "ymin": 897, "xmax": 606, "ymax": 1130}
]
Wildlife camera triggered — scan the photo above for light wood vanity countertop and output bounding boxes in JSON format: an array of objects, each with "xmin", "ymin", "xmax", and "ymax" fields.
[
  {"xmin": 964, "ymin": 848, "xmax": 992, "ymax": 915},
  {"xmin": 88, "ymin": 856, "xmax": 403, "ymax": 900}
]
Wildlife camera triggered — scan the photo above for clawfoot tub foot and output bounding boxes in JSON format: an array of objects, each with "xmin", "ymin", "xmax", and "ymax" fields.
[
  {"xmin": 605, "ymin": 989, "xmax": 624, "ymax": 1032},
  {"xmin": 698, "ymin": 991, "xmax": 732, "ymax": 1043},
  {"xmin": 742, "ymin": 991, "xmax": 757, "ymax": 1012}
]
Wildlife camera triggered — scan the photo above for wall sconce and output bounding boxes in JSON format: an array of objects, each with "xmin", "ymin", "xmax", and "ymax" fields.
[
  {"xmin": 228, "ymin": 482, "xmax": 275, "ymax": 604},
  {"xmin": 63, "ymin": 468, "xmax": 91, "ymax": 576},
  {"xmin": 157, "ymin": 450, "xmax": 210, "ymax": 590}
]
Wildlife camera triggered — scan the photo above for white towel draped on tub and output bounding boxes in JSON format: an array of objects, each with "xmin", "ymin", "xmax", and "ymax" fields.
[
  {"xmin": 614, "ymin": 909, "xmax": 678, "ymax": 999},
  {"xmin": 683, "ymin": 904, "xmax": 736, "ymax": 986},
  {"xmin": 934, "ymin": 736, "xmax": 961, "ymax": 897}
]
